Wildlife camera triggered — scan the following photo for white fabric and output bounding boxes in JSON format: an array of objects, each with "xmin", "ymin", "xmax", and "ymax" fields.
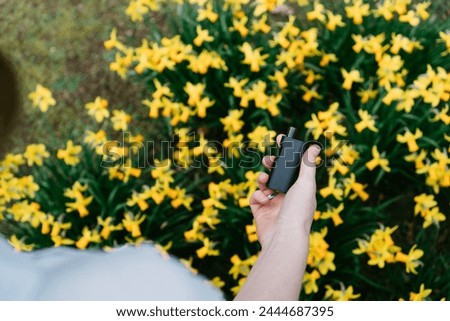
[{"xmin": 0, "ymin": 239, "xmax": 223, "ymax": 300}]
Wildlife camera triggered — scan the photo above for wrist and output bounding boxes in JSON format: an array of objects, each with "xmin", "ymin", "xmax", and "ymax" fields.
[{"xmin": 261, "ymin": 221, "xmax": 312, "ymax": 252}]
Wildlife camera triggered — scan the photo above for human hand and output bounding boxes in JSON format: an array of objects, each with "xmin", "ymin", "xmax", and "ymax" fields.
[{"xmin": 250, "ymin": 135, "xmax": 320, "ymax": 248}]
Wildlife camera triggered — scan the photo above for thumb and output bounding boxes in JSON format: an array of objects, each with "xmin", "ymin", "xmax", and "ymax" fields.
[{"xmin": 297, "ymin": 144, "xmax": 321, "ymax": 183}]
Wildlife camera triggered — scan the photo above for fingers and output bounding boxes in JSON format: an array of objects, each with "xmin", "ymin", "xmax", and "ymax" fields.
[
  {"xmin": 298, "ymin": 144, "xmax": 321, "ymax": 182},
  {"xmin": 257, "ymin": 172, "xmax": 270, "ymax": 191},
  {"xmin": 250, "ymin": 190, "xmax": 270, "ymax": 209},
  {"xmin": 276, "ymin": 134, "xmax": 285, "ymax": 147},
  {"xmin": 262, "ymin": 155, "xmax": 275, "ymax": 170},
  {"xmin": 261, "ymin": 134, "xmax": 283, "ymax": 170},
  {"xmin": 256, "ymin": 172, "xmax": 278, "ymax": 198}
]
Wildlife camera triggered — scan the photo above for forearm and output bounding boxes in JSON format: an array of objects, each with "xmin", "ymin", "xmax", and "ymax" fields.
[{"xmin": 234, "ymin": 224, "xmax": 310, "ymax": 301}]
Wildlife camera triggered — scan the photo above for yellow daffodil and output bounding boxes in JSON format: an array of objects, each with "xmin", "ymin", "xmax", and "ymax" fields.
[
  {"xmin": 353, "ymin": 225, "xmax": 401, "ymax": 268},
  {"xmin": 127, "ymin": 190, "xmax": 150, "ymax": 211},
  {"xmin": 247, "ymin": 126, "xmax": 275, "ymax": 152},
  {"xmin": 404, "ymin": 149, "xmax": 427, "ymax": 170},
  {"xmin": 8, "ymin": 235, "xmax": 35, "ymax": 252},
  {"xmin": 396, "ymin": 128, "xmax": 423, "ymax": 152},
  {"xmin": 23, "ymin": 144, "xmax": 50, "ymax": 167},
  {"xmin": 168, "ymin": 186, "xmax": 193, "ymax": 210},
  {"xmin": 366, "ymin": 146, "xmax": 391, "ymax": 172},
  {"xmin": 50, "ymin": 221, "xmax": 72, "ymax": 239},
  {"xmin": 306, "ymin": 1, "xmax": 326, "ymax": 22},
  {"xmin": 394, "ymin": 245, "xmax": 424, "ymax": 274},
  {"xmin": 245, "ymin": 223, "xmax": 258, "ymax": 243},
  {"xmin": 65, "ymin": 194, "xmax": 94, "ymax": 218},
  {"xmin": 414, "ymin": 194, "xmax": 447, "ymax": 228},
  {"xmin": 390, "ymin": 33, "xmax": 423, "ymax": 54},
  {"xmin": 355, "ymin": 109, "xmax": 378, "ymax": 133},
  {"xmin": 300, "ymin": 85, "xmax": 323, "ymax": 102},
  {"xmin": 413, "ymin": 193, "xmax": 436, "ymax": 215},
  {"xmin": 351, "ymin": 34, "xmax": 366, "ymax": 53},
  {"xmin": 184, "ymin": 82, "xmax": 206, "ymax": 106},
  {"xmin": 224, "ymin": 77, "xmax": 249, "ymax": 98},
  {"xmin": 85, "ymin": 97, "xmax": 109, "ymax": 123},
  {"xmin": 254, "ymin": 0, "xmax": 282, "ymax": 16},
  {"xmin": 438, "ymin": 31, "xmax": 450, "ymax": 56},
  {"xmin": 97, "ymin": 217, "xmax": 123, "ymax": 240},
  {"xmin": 252, "ymin": 14, "xmax": 271, "ymax": 34},
  {"xmin": 320, "ymin": 203, "xmax": 344, "ymax": 226},
  {"xmin": 196, "ymin": 237, "xmax": 220, "ymax": 258},
  {"xmin": 396, "ymin": 89, "xmax": 419, "ymax": 113},
  {"xmin": 193, "ymin": 25, "xmax": 214, "ymax": 47},
  {"xmin": 111, "ymin": 110, "xmax": 131, "ymax": 131},
  {"xmin": 374, "ymin": 0, "xmax": 394, "ymax": 21},
  {"xmin": 184, "ymin": 220, "xmax": 203, "ymax": 242},
  {"xmin": 52, "ymin": 235, "xmax": 75, "ymax": 247},
  {"xmin": 195, "ymin": 96, "xmax": 215, "ymax": 118},
  {"xmin": 303, "ymin": 270, "xmax": 321, "ymax": 294},
  {"xmin": 151, "ymin": 79, "xmax": 173, "ymax": 100},
  {"xmin": 431, "ymin": 104, "xmax": 450, "ymax": 125},
  {"xmin": 122, "ymin": 212, "xmax": 146, "ymax": 237},
  {"xmin": 220, "ymin": 109, "xmax": 244, "ymax": 134},
  {"xmin": 382, "ymin": 86, "xmax": 404, "ymax": 106},
  {"xmin": 319, "ymin": 176, "xmax": 344, "ymax": 201},
  {"xmin": 238, "ymin": 42, "xmax": 269, "ymax": 72},
  {"xmin": 104, "ymin": 28, "xmax": 125, "ymax": 51},
  {"xmin": 231, "ymin": 278, "xmax": 247, "ymax": 296},
  {"xmin": 229, "ymin": 15, "xmax": 249, "ymax": 37},
  {"xmin": 319, "ymin": 51, "xmax": 338, "ymax": 67},
  {"xmin": 28, "ymin": 84, "xmax": 56, "ymax": 112},
  {"xmin": 195, "ymin": 207, "xmax": 220, "ymax": 229},
  {"xmin": 305, "ymin": 102, "xmax": 347, "ymax": 139},
  {"xmin": 392, "ymin": 0, "xmax": 409, "ymax": 15},
  {"xmin": 409, "ymin": 284, "xmax": 432, "ymax": 301},
  {"xmin": 125, "ymin": 0, "xmax": 159, "ymax": 22},
  {"xmin": 344, "ymin": 173, "xmax": 369, "ymax": 201},
  {"xmin": 357, "ymin": 86, "xmax": 378, "ymax": 103},
  {"xmin": 341, "ymin": 68, "xmax": 364, "ymax": 90},
  {"xmin": 303, "ymin": 69, "xmax": 323, "ymax": 85},
  {"xmin": 110, "ymin": 49, "xmax": 133, "ymax": 79},
  {"xmin": 423, "ymin": 207, "xmax": 446, "ymax": 228},
  {"xmin": 223, "ymin": 133, "xmax": 243, "ymax": 158},
  {"xmin": 197, "ymin": 2, "xmax": 218, "ymax": 23},
  {"xmin": 75, "ymin": 226, "xmax": 101, "ymax": 250},
  {"xmin": 84, "ymin": 129, "xmax": 107, "ymax": 148},
  {"xmin": 378, "ymin": 54, "xmax": 405, "ymax": 87},
  {"xmin": 7, "ymin": 201, "xmax": 43, "ymax": 227},
  {"xmin": 308, "ymin": 227, "xmax": 336, "ymax": 275},
  {"xmin": 210, "ymin": 277, "xmax": 225, "ymax": 289},
  {"xmin": 229, "ymin": 254, "xmax": 257, "ymax": 279},
  {"xmin": 324, "ymin": 284, "xmax": 361, "ymax": 301},
  {"xmin": 1, "ymin": 153, "xmax": 25, "ymax": 173},
  {"xmin": 57, "ymin": 140, "xmax": 82, "ymax": 166},
  {"xmin": 268, "ymin": 68, "xmax": 288, "ymax": 89},
  {"xmin": 399, "ymin": 10, "xmax": 420, "ymax": 27},
  {"xmin": 345, "ymin": 0, "xmax": 370, "ymax": 25},
  {"xmin": 325, "ymin": 11, "xmax": 345, "ymax": 32}
]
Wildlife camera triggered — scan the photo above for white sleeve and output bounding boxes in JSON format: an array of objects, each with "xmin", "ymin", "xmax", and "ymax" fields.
[
  {"xmin": 35, "ymin": 245, "xmax": 224, "ymax": 301},
  {"xmin": 0, "ymin": 239, "xmax": 223, "ymax": 301},
  {"xmin": 0, "ymin": 239, "xmax": 41, "ymax": 300}
]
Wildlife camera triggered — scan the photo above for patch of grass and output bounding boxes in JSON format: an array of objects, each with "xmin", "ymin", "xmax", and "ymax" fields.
[{"xmin": 0, "ymin": 0, "xmax": 149, "ymax": 156}]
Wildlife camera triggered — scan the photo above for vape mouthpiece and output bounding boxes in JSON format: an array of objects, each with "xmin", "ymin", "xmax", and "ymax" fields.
[{"xmin": 287, "ymin": 126, "xmax": 297, "ymax": 138}]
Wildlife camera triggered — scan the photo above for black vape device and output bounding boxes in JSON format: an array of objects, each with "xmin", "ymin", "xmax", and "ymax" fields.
[{"xmin": 267, "ymin": 127, "xmax": 305, "ymax": 194}]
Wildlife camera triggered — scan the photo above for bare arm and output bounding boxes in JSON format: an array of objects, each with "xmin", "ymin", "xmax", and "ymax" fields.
[{"xmin": 235, "ymin": 140, "xmax": 320, "ymax": 301}]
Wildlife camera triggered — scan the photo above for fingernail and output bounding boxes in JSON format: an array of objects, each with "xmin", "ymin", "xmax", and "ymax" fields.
[{"xmin": 311, "ymin": 145, "xmax": 321, "ymax": 157}]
